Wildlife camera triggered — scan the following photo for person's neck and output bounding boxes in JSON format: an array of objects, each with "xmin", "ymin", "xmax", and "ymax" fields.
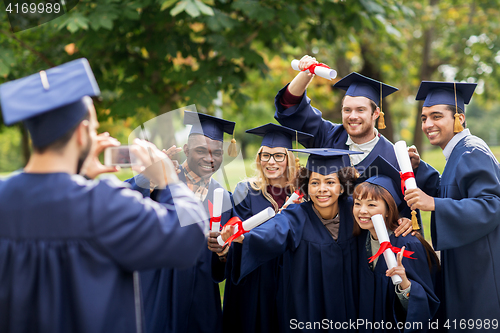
[
  {"xmin": 24, "ymin": 151, "xmax": 77, "ymax": 174},
  {"xmin": 349, "ymin": 129, "xmax": 377, "ymax": 145},
  {"xmin": 369, "ymin": 228, "xmax": 378, "ymax": 240},
  {"xmin": 268, "ymin": 177, "xmax": 287, "ymax": 188},
  {"xmin": 313, "ymin": 201, "xmax": 339, "ymax": 220}
]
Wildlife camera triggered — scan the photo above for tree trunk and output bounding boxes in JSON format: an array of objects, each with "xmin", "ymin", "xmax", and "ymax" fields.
[{"xmin": 413, "ymin": 0, "xmax": 438, "ymax": 152}]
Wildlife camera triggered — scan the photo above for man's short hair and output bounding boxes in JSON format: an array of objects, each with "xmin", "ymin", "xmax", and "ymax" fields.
[
  {"xmin": 444, "ymin": 105, "xmax": 466, "ymax": 128},
  {"xmin": 341, "ymin": 96, "xmax": 378, "ymax": 114}
]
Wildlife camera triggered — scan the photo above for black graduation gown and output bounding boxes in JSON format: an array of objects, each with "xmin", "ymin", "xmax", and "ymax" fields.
[
  {"xmin": 0, "ymin": 173, "xmax": 206, "ymax": 333},
  {"xmin": 127, "ymin": 170, "xmax": 234, "ymax": 333},
  {"xmin": 415, "ymin": 135, "xmax": 500, "ymax": 330},
  {"xmin": 357, "ymin": 231, "xmax": 440, "ymax": 332},
  {"xmin": 230, "ymin": 199, "xmax": 359, "ymax": 332},
  {"xmin": 222, "ymin": 182, "xmax": 280, "ymax": 333}
]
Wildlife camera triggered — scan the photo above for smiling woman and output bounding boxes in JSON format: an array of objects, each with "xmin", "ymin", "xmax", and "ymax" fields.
[{"xmin": 221, "ymin": 148, "xmax": 363, "ymax": 332}]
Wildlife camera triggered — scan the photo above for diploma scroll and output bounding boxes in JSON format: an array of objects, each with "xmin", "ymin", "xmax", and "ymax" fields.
[
  {"xmin": 291, "ymin": 60, "xmax": 337, "ymax": 80},
  {"xmin": 217, "ymin": 207, "xmax": 276, "ymax": 246},
  {"xmin": 211, "ymin": 188, "xmax": 224, "ymax": 232},
  {"xmin": 283, "ymin": 190, "xmax": 303, "ymax": 208},
  {"xmin": 394, "ymin": 141, "xmax": 417, "ymax": 191},
  {"xmin": 371, "ymin": 214, "xmax": 402, "ymax": 285}
]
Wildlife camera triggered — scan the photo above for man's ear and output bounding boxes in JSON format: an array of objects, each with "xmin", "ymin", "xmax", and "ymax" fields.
[
  {"xmin": 76, "ymin": 120, "xmax": 90, "ymax": 147},
  {"xmin": 458, "ymin": 113, "xmax": 466, "ymax": 126},
  {"xmin": 373, "ymin": 106, "xmax": 381, "ymax": 120},
  {"xmin": 183, "ymin": 143, "xmax": 189, "ymax": 157}
]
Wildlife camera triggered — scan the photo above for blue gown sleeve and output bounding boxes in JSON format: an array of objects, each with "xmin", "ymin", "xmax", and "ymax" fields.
[
  {"xmin": 232, "ymin": 204, "xmax": 306, "ymax": 284},
  {"xmin": 124, "ymin": 174, "xmax": 152, "ymax": 198},
  {"xmin": 396, "ymin": 241, "xmax": 440, "ymax": 330},
  {"xmin": 233, "ymin": 182, "xmax": 253, "ymax": 220},
  {"xmin": 433, "ymin": 149, "xmax": 500, "ymax": 250},
  {"xmin": 414, "ymin": 160, "xmax": 441, "ymax": 198},
  {"xmin": 274, "ymin": 84, "xmax": 341, "ymax": 148},
  {"xmin": 91, "ymin": 179, "xmax": 208, "ymax": 272}
]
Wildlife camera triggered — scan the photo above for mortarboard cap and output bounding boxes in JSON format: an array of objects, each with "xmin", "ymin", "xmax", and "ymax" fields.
[
  {"xmin": 245, "ymin": 123, "xmax": 314, "ymax": 149},
  {"xmin": 415, "ymin": 81, "xmax": 477, "ymax": 111},
  {"xmin": 184, "ymin": 111, "xmax": 235, "ymax": 142},
  {"xmin": 0, "ymin": 58, "xmax": 100, "ymax": 148},
  {"xmin": 357, "ymin": 156, "xmax": 405, "ymax": 211},
  {"xmin": 289, "ymin": 148, "xmax": 362, "ymax": 176},
  {"xmin": 333, "ymin": 72, "xmax": 398, "ymax": 107}
]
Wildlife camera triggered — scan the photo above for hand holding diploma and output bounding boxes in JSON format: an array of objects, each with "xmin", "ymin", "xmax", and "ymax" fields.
[
  {"xmin": 394, "ymin": 141, "xmax": 420, "ymax": 229},
  {"xmin": 217, "ymin": 207, "xmax": 276, "ymax": 246},
  {"xmin": 291, "ymin": 59, "xmax": 337, "ymax": 80},
  {"xmin": 281, "ymin": 190, "xmax": 304, "ymax": 211},
  {"xmin": 369, "ymin": 214, "xmax": 416, "ymax": 285}
]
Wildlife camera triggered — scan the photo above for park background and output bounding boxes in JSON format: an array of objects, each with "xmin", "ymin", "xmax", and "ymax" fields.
[{"xmin": 1, "ymin": 0, "xmax": 500, "ymax": 268}]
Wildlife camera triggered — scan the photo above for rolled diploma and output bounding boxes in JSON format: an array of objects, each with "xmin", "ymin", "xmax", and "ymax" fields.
[
  {"xmin": 283, "ymin": 191, "xmax": 300, "ymax": 208},
  {"xmin": 394, "ymin": 141, "xmax": 417, "ymax": 190},
  {"xmin": 217, "ymin": 207, "xmax": 276, "ymax": 246},
  {"xmin": 371, "ymin": 214, "xmax": 402, "ymax": 285},
  {"xmin": 211, "ymin": 188, "xmax": 224, "ymax": 232},
  {"xmin": 291, "ymin": 60, "xmax": 337, "ymax": 80}
]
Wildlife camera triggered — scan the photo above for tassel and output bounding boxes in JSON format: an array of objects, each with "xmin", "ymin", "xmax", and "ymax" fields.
[
  {"xmin": 228, "ymin": 138, "xmax": 238, "ymax": 157},
  {"xmin": 295, "ymin": 156, "xmax": 300, "ymax": 170},
  {"xmin": 378, "ymin": 111, "xmax": 386, "ymax": 130},
  {"xmin": 411, "ymin": 210, "xmax": 420, "ymax": 230},
  {"xmin": 454, "ymin": 113, "xmax": 464, "ymax": 133}
]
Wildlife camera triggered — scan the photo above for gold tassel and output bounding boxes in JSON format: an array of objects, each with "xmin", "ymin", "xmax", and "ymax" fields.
[
  {"xmin": 378, "ymin": 111, "xmax": 386, "ymax": 129},
  {"xmin": 294, "ymin": 130, "xmax": 300, "ymax": 170},
  {"xmin": 228, "ymin": 138, "xmax": 238, "ymax": 157},
  {"xmin": 411, "ymin": 210, "xmax": 420, "ymax": 230},
  {"xmin": 454, "ymin": 112, "xmax": 464, "ymax": 133},
  {"xmin": 295, "ymin": 156, "xmax": 300, "ymax": 170},
  {"xmin": 453, "ymin": 82, "xmax": 463, "ymax": 133}
]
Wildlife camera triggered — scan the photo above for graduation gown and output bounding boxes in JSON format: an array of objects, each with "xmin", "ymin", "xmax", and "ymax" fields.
[
  {"xmin": 230, "ymin": 199, "xmax": 359, "ymax": 332},
  {"xmin": 222, "ymin": 182, "xmax": 280, "ymax": 333},
  {"xmin": 127, "ymin": 170, "xmax": 234, "ymax": 333},
  {"xmin": 415, "ymin": 135, "xmax": 500, "ymax": 329},
  {"xmin": 0, "ymin": 173, "xmax": 206, "ymax": 333},
  {"xmin": 357, "ymin": 231, "xmax": 440, "ymax": 332}
]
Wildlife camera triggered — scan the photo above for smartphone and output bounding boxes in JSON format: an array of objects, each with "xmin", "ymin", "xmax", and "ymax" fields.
[{"xmin": 104, "ymin": 146, "xmax": 137, "ymax": 168}]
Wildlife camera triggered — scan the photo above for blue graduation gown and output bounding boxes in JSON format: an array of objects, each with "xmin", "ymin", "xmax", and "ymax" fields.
[
  {"xmin": 222, "ymin": 182, "xmax": 280, "ymax": 333},
  {"xmin": 127, "ymin": 170, "xmax": 234, "ymax": 333},
  {"xmin": 415, "ymin": 135, "xmax": 500, "ymax": 329},
  {"xmin": 357, "ymin": 231, "xmax": 440, "ymax": 332},
  {"xmin": 273, "ymin": 86, "xmax": 424, "ymax": 232},
  {"xmin": 0, "ymin": 173, "xmax": 206, "ymax": 333},
  {"xmin": 231, "ymin": 199, "xmax": 359, "ymax": 332}
]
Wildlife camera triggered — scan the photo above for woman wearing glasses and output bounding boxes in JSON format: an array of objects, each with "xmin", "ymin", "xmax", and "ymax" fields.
[{"xmin": 221, "ymin": 123, "xmax": 313, "ymax": 333}]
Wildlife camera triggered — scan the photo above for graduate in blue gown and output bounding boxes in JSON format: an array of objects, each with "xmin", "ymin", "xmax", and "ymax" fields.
[
  {"xmin": 0, "ymin": 59, "xmax": 207, "ymax": 333},
  {"xmin": 221, "ymin": 149, "xmax": 363, "ymax": 332},
  {"xmin": 222, "ymin": 123, "xmax": 313, "ymax": 333},
  {"xmin": 127, "ymin": 111, "xmax": 235, "ymax": 333},
  {"xmin": 353, "ymin": 156, "xmax": 441, "ymax": 332},
  {"xmin": 273, "ymin": 56, "xmax": 423, "ymax": 233},
  {"xmin": 406, "ymin": 81, "xmax": 500, "ymax": 331}
]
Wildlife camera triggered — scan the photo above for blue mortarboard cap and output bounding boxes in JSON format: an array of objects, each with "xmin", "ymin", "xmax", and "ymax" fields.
[
  {"xmin": 245, "ymin": 123, "xmax": 314, "ymax": 149},
  {"xmin": 333, "ymin": 72, "xmax": 398, "ymax": 106},
  {"xmin": 357, "ymin": 156, "xmax": 405, "ymax": 210},
  {"xmin": 184, "ymin": 111, "xmax": 235, "ymax": 142},
  {"xmin": 0, "ymin": 58, "xmax": 100, "ymax": 147},
  {"xmin": 415, "ymin": 81, "xmax": 477, "ymax": 111},
  {"xmin": 289, "ymin": 148, "xmax": 362, "ymax": 176}
]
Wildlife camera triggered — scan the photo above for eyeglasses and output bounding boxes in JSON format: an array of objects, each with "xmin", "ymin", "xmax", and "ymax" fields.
[{"xmin": 259, "ymin": 152, "xmax": 286, "ymax": 162}]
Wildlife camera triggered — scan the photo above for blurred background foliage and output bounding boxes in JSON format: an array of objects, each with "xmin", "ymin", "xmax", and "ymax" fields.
[{"xmin": 1, "ymin": 0, "xmax": 500, "ymax": 172}]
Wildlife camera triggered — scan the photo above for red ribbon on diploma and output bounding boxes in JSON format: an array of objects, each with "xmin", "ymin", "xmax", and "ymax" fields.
[
  {"xmin": 399, "ymin": 171, "xmax": 415, "ymax": 195},
  {"xmin": 295, "ymin": 190, "xmax": 304, "ymax": 200},
  {"xmin": 368, "ymin": 241, "xmax": 416, "ymax": 263},
  {"xmin": 302, "ymin": 63, "xmax": 329, "ymax": 75},
  {"xmin": 223, "ymin": 216, "xmax": 248, "ymax": 247},
  {"xmin": 207, "ymin": 200, "xmax": 221, "ymax": 231}
]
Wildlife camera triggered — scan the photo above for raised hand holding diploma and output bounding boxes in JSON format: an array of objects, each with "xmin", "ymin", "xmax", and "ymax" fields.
[
  {"xmin": 394, "ymin": 140, "xmax": 420, "ymax": 230},
  {"xmin": 291, "ymin": 59, "xmax": 337, "ymax": 80},
  {"xmin": 217, "ymin": 207, "xmax": 276, "ymax": 246},
  {"xmin": 369, "ymin": 214, "xmax": 416, "ymax": 285},
  {"xmin": 282, "ymin": 190, "xmax": 304, "ymax": 209}
]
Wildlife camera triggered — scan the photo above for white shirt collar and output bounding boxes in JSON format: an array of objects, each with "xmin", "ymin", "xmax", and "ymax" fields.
[
  {"xmin": 443, "ymin": 128, "xmax": 470, "ymax": 161},
  {"xmin": 346, "ymin": 128, "xmax": 379, "ymax": 151}
]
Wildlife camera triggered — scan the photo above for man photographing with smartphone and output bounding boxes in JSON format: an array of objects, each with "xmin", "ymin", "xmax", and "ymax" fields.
[{"xmin": 0, "ymin": 59, "xmax": 208, "ymax": 333}]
